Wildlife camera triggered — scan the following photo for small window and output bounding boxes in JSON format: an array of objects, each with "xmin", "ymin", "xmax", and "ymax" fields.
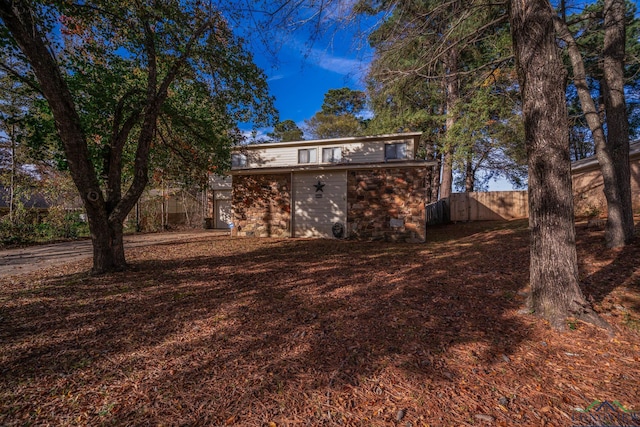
[
  {"xmin": 322, "ymin": 147, "xmax": 342, "ymax": 163},
  {"xmin": 298, "ymin": 148, "xmax": 317, "ymax": 164},
  {"xmin": 231, "ymin": 153, "xmax": 247, "ymax": 168},
  {"xmin": 385, "ymin": 142, "xmax": 408, "ymax": 160}
]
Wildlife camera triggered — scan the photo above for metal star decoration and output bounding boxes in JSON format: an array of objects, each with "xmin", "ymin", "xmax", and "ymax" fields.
[{"xmin": 313, "ymin": 181, "xmax": 325, "ymax": 192}]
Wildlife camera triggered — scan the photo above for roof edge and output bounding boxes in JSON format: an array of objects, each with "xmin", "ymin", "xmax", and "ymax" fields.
[
  {"xmin": 229, "ymin": 160, "xmax": 437, "ymax": 175},
  {"xmin": 234, "ymin": 132, "xmax": 423, "ymax": 150},
  {"xmin": 571, "ymin": 140, "xmax": 640, "ymax": 173}
]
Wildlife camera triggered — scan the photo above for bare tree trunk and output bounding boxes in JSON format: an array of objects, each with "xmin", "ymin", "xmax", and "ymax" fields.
[
  {"xmin": 9, "ymin": 123, "xmax": 16, "ymax": 223},
  {"xmin": 182, "ymin": 191, "xmax": 191, "ymax": 226},
  {"xmin": 602, "ymin": 0, "xmax": 634, "ymax": 245},
  {"xmin": 440, "ymin": 150, "xmax": 454, "ymax": 199},
  {"xmin": 510, "ymin": 0, "xmax": 608, "ymax": 330},
  {"xmin": 554, "ymin": 9, "xmax": 633, "ymax": 248},
  {"xmin": 464, "ymin": 150, "xmax": 474, "ymax": 192},
  {"xmin": 0, "ymin": 2, "xmax": 130, "ymax": 274},
  {"xmin": 161, "ymin": 180, "xmax": 167, "ymax": 230},
  {"xmin": 432, "ymin": 151, "xmax": 443, "ymax": 202},
  {"xmin": 424, "ymin": 143, "xmax": 440, "ymax": 203},
  {"xmin": 440, "ymin": 49, "xmax": 459, "ymax": 200}
]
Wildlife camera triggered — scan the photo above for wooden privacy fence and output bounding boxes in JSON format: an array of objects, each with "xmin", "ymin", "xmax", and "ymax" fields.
[
  {"xmin": 426, "ymin": 198, "xmax": 450, "ymax": 225},
  {"xmin": 449, "ymin": 191, "xmax": 529, "ymax": 221}
]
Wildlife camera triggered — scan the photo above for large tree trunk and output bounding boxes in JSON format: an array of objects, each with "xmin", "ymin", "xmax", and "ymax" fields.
[
  {"xmin": 553, "ymin": 9, "xmax": 633, "ymax": 248},
  {"xmin": 440, "ymin": 150, "xmax": 454, "ymax": 199},
  {"xmin": 464, "ymin": 150, "xmax": 474, "ymax": 192},
  {"xmin": 602, "ymin": 0, "xmax": 634, "ymax": 245},
  {"xmin": 432, "ymin": 151, "xmax": 443, "ymax": 202},
  {"xmin": 9, "ymin": 123, "xmax": 16, "ymax": 223},
  {"xmin": 0, "ymin": 1, "xmax": 132, "ymax": 274},
  {"xmin": 510, "ymin": 0, "xmax": 608, "ymax": 330},
  {"xmin": 441, "ymin": 49, "xmax": 459, "ymax": 200}
]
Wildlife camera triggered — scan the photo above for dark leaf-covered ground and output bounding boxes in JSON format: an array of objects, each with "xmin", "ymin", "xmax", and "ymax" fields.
[{"xmin": 1, "ymin": 220, "xmax": 639, "ymax": 426}]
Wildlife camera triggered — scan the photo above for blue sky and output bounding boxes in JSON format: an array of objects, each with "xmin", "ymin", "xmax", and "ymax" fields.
[
  {"xmin": 239, "ymin": 16, "xmax": 518, "ymax": 191},
  {"xmin": 260, "ymin": 42, "xmax": 369, "ymax": 125},
  {"xmin": 235, "ymin": 5, "xmax": 377, "ymax": 139}
]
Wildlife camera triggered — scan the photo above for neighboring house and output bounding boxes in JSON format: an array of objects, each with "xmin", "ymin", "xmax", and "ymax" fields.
[
  {"xmin": 571, "ymin": 140, "xmax": 640, "ymax": 217},
  {"xmin": 136, "ymin": 187, "xmax": 207, "ymax": 230},
  {"xmin": 0, "ymin": 185, "xmax": 50, "ymax": 220},
  {"xmin": 228, "ymin": 132, "xmax": 437, "ymax": 242},
  {"xmin": 208, "ymin": 175, "xmax": 233, "ymax": 229}
]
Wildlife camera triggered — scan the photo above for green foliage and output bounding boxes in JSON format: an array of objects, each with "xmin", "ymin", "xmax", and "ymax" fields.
[
  {"xmin": 305, "ymin": 87, "xmax": 367, "ymax": 139},
  {"xmin": 447, "ymin": 82, "xmax": 526, "ymax": 190},
  {"xmin": 268, "ymin": 119, "xmax": 304, "ymax": 142},
  {"xmin": 561, "ymin": 0, "xmax": 640, "ymax": 153},
  {"xmin": 0, "ymin": 211, "xmax": 89, "ymax": 246},
  {"xmin": 362, "ymin": 0, "xmax": 523, "ymax": 189},
  {"xmin": 0, "ymin": 170, "xmax": 89, "ymax": 245},
  {"xmin": 1, "ymin": 0, "xmax": 277, "ymax": 213},
  {"xmin": 320, "ymin": 87, "xmax": 366, "ymax": 116},
  {"xmin": 305, "ymin": 113, "xmax": 364, "ymax": 139}
]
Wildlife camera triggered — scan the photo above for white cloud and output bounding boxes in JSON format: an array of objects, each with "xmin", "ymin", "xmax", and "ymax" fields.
[
  {"xmin": 314, "ymin": 51, "xmax": 364, "ymax": 75},
  {"xmin": 287, "ymin": 37, "xmax": 370, "ymax": 82},
  {"xmin": 240, "ymin": 128, "xmax": 270, "ymax": 144},
  {"xmin": 267, "ymin": 74, "xmax": 286, "ymax": 82}
]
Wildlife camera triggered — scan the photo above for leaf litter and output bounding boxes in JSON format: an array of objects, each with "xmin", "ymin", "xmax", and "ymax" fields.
[{"xmin": 0, "ymin": 220, "xmax": 639, "ymax": 426}]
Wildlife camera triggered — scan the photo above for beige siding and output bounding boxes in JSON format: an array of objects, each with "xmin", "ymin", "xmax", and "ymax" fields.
[
  {"xmin": 572, "ymin": 158, "xmax": 640, "ymax": 216},
  {"xmin": 246, "ymin": 147, "xmax": 298, "ymax": 168},
  {"xmin": 239, "ymin": 137, "xmax": 417, "ymax": 169},
  {"xmin": 341, "ymin": 142, "xmax": 381, "ymax": 163},
  {"xmin": 293, "ymin": 171, "xmax": 347, "ymax": 238},
  {"xmin": 341, "ymin": 138, "xmax": 416, "ymax": 163}
]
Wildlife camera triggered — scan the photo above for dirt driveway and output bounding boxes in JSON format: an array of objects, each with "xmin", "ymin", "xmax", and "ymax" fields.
[{"xmin": 0, "ymin": 229, "xmax": 229, "ymax": 278}]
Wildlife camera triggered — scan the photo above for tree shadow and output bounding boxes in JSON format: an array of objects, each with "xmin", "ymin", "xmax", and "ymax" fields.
[
  {"xmin": 0, "ymin": 223, "xmax": 583, "ymax": 425},
  {"xmin": 578, "ymin": 221, "xmax": 640, "ymax": 310}
]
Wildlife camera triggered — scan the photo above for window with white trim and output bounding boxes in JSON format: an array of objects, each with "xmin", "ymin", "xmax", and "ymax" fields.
[
  {"xmin": 298, "ymin": 148, "xmax": 317, "ymax": 164},
  {"xmin": 322, "ymin": 147, "xmax": 342, "ymax": 163},
  {"xmin": 385, "ymin": 142, "xmax": 408, "ymax": 160}
]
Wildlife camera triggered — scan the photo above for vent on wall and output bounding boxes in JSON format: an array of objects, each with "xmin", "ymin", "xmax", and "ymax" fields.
[{"xmin": 332, "ymin": 222, "xmax": 345, "ymax": 238}]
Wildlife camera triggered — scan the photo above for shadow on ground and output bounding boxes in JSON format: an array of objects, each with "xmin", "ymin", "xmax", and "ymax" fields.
[{"xmin": 1, "ymin": 220, "xmax": 636, "ymax": 426}]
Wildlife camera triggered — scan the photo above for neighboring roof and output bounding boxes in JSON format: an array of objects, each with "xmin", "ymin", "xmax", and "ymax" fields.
[
  {"xmin": 234, "ymin": 132, "xmax": 423, "ymax": 151},
  {"xmin": 0, "ymin": 186, "xmax": 49, "ymax": 209},
  {"xmin": 571, "ymin": 140, "xmax": 640, "ymax": 173},
  {"xmin": 229, "ymin": 160, "xmax": 438, "ymax": 175}
]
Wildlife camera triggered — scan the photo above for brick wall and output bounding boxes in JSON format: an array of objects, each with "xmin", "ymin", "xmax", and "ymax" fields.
[
  {"xmin": 232, "ymin": 174, "xmax": 291, "ymax": 237},
  {"xmin": 347, "ymin": 168, "xmax": 427, "ymax": 242}
]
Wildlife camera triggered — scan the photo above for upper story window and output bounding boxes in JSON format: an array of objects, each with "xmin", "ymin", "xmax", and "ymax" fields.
[
  {"xmin": 322, "ymin": 147, "xmax": 342, "ymax": 163},
  {"xmin": 385, "ymin": 142, "xmax": 408, "ymax": 160},
  {"xmin": 298, "ymin": 148, "xmax": 317, "ymax": 164},
  {"xmin": 231, "ymin": 153, "xmax": 247, "ymax": 168}
]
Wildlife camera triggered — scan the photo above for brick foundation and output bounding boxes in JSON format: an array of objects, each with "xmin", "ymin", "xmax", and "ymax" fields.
[
  {"xmin": 347, "ymin": 168, "xmax": 427, "ymax": 242},
  {"xmin": 232, "ymin": 174, "xmax": 291, "ymax": 237}
]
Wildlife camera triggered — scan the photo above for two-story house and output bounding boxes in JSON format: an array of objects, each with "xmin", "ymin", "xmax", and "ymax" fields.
[{"xmin": 228, "ymin": 132, "xmax": 437, "ymax": 242}]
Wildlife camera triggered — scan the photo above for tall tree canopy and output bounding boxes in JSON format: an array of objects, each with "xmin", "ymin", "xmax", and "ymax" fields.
[
  {"xmin": 305, "ymin": 87, "xmax": 367, "ymax": 139},
  {"xmin": 268, "ymin": 119, "xmax": 304, "ymax": 142},
  {"xmin": 554, "ymin": 0, "xmax": 638, "ymax": 247},
  {"xmin": 510, "ymin": 0, "xmax": 608, "ymax": 330},
  {"xmin": 357, "ymin": 0, "xmax": 616, "ymax": 329},
  {"xmin": 361, "ymin": 0, "xmax": 524, "ymax": 196},
  {"xmin": 0, "ymin": 0, "xmax": 276, "ymax": 273}
]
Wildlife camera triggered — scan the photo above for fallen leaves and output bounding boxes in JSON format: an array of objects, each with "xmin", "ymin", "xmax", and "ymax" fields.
[{"xmin": 0, "ymin": 220, "xmax": 639, "ymax": 426}]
